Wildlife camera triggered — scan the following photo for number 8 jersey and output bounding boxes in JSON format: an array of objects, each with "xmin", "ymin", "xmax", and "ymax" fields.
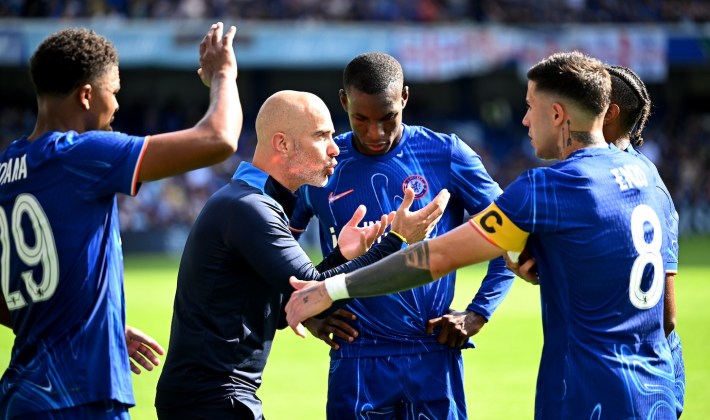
[
  {"xmin": 0, "ymin": 131, "xmax": 146, "ymax": 416},
  {"xmin": 471, "ymin": 145, "xmax": 676, "ymax": 419}
]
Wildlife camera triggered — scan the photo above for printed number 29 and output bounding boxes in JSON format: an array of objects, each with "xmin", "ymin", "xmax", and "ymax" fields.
[
  {"xmin": 629, "ymin": 204, "xmax": 664, "ymax": 309},
  {"xmin": 0, "ymin": 194, "xmax": 59, "ymax": 310}
]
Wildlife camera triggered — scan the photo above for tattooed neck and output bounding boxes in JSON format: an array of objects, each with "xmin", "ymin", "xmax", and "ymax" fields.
[{"xmin": 570, "ymin": 131, "xmax": 597, "ymax": 145}]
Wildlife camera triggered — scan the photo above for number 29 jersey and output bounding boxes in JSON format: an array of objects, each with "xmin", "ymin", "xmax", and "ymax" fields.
[{"xmin": 0, "ymin": 131, "xmax": 146, "ymax": 416}]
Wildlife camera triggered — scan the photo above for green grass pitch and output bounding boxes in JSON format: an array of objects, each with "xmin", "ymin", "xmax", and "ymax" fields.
[{"xmin": 0, "ymin": 237, "xmax": 708, "ymax": 419}]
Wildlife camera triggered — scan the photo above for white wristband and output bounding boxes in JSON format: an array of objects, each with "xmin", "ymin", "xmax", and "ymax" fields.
[{"xmin": 324, "ymin": 274, "xmax": 350, "ymax": 301}]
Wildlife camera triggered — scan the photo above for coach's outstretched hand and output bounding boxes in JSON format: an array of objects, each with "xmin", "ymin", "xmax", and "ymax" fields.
[
  {"xmin": 125, "ymin": 325, "xmax": 166, "ymax": 375},
  {"xmin": 338, "ymin": 205, "xmax": 394, "ymax": 260},
  {"xmin": 197, "ymin": 22, "xmax": 238, "ymax": 87},
  {"xmin": 390, "ymin": 188, "xmax": 450, "ymax": 244}
]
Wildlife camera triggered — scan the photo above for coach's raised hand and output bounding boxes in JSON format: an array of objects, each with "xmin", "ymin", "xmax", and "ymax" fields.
[{"xmin": 338, "ymin": 205, "xmax": 394, "ymax": 260}]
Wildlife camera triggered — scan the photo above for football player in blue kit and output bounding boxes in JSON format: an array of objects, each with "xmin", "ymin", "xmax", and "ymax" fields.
[
  {"xmin": 286, "ymin": 51, "xmax": 678, "ymax": 419},
  {"xmin": 0, "ymin": 22, "xmax": 242, "ymax": 418},
  {"xmin": 288, "ymin": 52, "xmax": 514, "ymax": 419},
  {"xmin": 508, "ymin": 63, "xmax": 686, "ymax": 419},
  {"xmin": 604, "ymin": 65, "xmax": 685, "ymax": 418}
]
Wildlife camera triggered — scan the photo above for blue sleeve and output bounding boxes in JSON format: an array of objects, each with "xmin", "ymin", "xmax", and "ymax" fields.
[
  {"xmin": 58, "ymin": 131, "xmax": 146, "ymax": 200},
  {"xmin": 450, "ymin": 135, "xmax": 503, "ymax": 214},
  {"xmin": 450, "ymin": 136, "xmax": 514, "ymax": 319},
  {"xmin": 465, "ymin": 256, "xmax": 515, "ymax": 320},
  {"xmin": 289, "ymin": 186, "xmax": 314, "ymax": 240},
  {"xmin": 657, "ymin": 180, "xmax": 679, "ymax": 273},
  {"xmin": 496, "ymin": 168, "xmax": 561, "ymax": 234}
]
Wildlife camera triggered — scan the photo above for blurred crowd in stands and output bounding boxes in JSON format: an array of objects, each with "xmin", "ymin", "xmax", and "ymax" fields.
[
  {"xmin": 2, "ymin": 0, "xmax": 710, "ymax": 23},
  {"xmin": 1, "ymin": 0, "xmax": 709, "ymax": 239},
  {"xmin": 1, "ymin": 95, "xmax": 709, "ymax": 236}
]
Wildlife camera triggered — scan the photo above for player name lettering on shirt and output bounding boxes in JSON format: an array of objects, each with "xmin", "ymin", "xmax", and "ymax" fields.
[
  {"xmin": 0, "ymin": 154, "xmax": 27, "ymax": 185},
  {"xmin": 610, "ymin": 164, "xmax": 648, "ymax": 191}
]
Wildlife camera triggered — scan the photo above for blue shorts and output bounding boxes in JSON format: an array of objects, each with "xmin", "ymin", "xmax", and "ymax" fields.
[
  {"xmin": 667, "ymin": 330, "xmax": 685, "ymax": 418},
  {"xmin": 13, "ymin": 400, "xmax": 130, "ymax": 420},
  {"xmin": 327, "ymin": 349, "xmax": 466, "ymax": 420}
]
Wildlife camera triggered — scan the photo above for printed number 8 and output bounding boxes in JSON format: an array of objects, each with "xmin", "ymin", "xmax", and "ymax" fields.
[
  {"xmin": 1, "ymin": 194, "xmax": 59, "ymax": 310},
  {"xmin": 629, "ymin": 204, "xmax": 664, "ymax": 309}
]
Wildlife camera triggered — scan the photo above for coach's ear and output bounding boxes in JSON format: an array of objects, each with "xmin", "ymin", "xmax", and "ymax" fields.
[{"xmin": 271, "ymin": 131, "xmax": 289, "ymax": 154}]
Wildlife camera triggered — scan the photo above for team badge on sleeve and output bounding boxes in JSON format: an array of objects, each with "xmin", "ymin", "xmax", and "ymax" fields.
[
  {"xmin": 469, "ymin": 203, "xmax": 529, "ymax": 252},
  {"xmin": 402, "ymin": 175, "xmax": 428, "ymax": 199}
]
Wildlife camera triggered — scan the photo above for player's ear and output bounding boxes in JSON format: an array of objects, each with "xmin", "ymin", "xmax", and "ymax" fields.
[
  {"xmin": 77, "ymin": 84, "xmax": 92, "ymax": 111},
  {"xmin": 401, "ymin": 86, "xmax": 409, "ymax": 108},
  {"xmin": 604, "ymin": 103, "xmax": 620, "ymax": 125},
  {"xmin": 551, "ymin": 102, "xmax": 565, "ymax": 127},
  {"xmin": 339, "ymin": 89, "xmax": 348, "ymax": 112}
]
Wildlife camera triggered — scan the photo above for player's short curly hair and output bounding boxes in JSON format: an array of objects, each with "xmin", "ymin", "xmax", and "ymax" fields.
[
  {"xmin": 343, "ymin": 52, "xmax": 403, "ymax": 95},
  {"xmin": 527, "ymin": 51, "xmax": 611, "ymax": 117},
  {"xmin": 605, "ymin": 65, "xmax": 651, "ymax": 146},
  {"xmin": 29, "ymin": 27, "xmax": 118, "ymax": 97}
]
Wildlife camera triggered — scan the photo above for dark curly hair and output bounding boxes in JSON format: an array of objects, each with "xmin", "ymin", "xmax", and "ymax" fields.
[
  {"xmin": 605, "ymin": 65, "xmax": 651, "ymax": 146},
  {"xmin": 527, "ymin": 51, "xmax": 610, "ymax": 117},
  {"xmin": 29, "ymin": 27, "xmax": 118, "ymax": 97},
  {"xmin": 343, "ymin": 52, "xmax": 403, "ymax": 95}
]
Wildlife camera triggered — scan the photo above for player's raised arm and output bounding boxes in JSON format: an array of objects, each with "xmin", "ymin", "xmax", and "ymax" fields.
[{"xmin": 137, "ymin": 22, "xmax": 242, "ymax": 182}]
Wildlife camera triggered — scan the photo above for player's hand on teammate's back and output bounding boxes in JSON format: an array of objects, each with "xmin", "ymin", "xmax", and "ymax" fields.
[
  {"xmin": 125, "ymin": 325, "xmax": 165, "ymax": 375},
  {"xmin": 426, "ymin": 309, "xmax": 486, "ymax": 348},
  {"xmin": 302, "ymin": 309, "xmax": 359, "ymax": 350},
  {"xmin": 197, "ymin": 22, "xmax": 238, "ymax": 87},
  {"xmin": 390, "ymin": 188, "xmax": 450, "ymax": 244},
  {"xmin": 338, "ymin": 205, "xmax": 395, "ymax": 260},
  {"xmin": 503, "ymin": 248, "xmax": 539, "ymax": 285}
]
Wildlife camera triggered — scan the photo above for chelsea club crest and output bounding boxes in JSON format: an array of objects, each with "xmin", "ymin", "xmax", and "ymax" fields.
[{"xmin": 402, "ymin": 175, "xmax": 428, "ymax": 199}]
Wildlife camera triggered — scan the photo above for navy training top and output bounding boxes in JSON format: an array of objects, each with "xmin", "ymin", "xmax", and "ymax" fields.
[{"xmin": 155, "ymin": 162, "xmax": 403, "ymax": 411}]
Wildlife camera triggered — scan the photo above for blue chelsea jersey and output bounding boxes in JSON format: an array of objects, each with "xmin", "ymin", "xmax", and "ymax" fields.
[
  {"xmin": 0, "ymin": 130, "xmax": 146, "ymax": 416},
  {"xmin": 495, "ymin": 145, "xmax": 676, "ymax": 419},
  {"xmin": 291, "ymin": 124, "xmax": 514, "ymax": 357}
]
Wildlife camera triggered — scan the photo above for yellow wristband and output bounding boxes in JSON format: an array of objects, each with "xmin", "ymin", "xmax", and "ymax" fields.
[{"xmin": 388, "ymin": 230, "xmax": 408, "ymax": 245}]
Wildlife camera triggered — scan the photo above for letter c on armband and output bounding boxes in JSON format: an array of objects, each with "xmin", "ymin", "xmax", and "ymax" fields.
[{"xmin": 479, "ymin": 210, "xmax": 503, "ymax": 234}]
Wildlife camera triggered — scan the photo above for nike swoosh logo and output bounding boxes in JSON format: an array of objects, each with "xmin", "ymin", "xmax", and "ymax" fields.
[
  {"xmin": 396, "ymin": 151, "xmax": 404, "ymax": 158},
  {"xmin": 328, "ymin": 189, "xmax": 354, "ymax": 203},
  {"xmin": 30, "ymin": 376, "xmax": 53, "ymax": 393}
]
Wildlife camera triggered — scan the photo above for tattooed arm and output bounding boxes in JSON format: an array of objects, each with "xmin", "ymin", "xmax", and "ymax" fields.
[{"xmin": 285, "ymin": 221, "xmax": 506, "ymax": 332}]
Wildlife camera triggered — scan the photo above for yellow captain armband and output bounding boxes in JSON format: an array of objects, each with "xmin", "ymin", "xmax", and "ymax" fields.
[
  {"xmin": 470, "ymin": 203, "xmax": 529, "ymax": 253},
  {"xmin": 388, "ymin": 230, "xmax": 408, "ymax": 245}
]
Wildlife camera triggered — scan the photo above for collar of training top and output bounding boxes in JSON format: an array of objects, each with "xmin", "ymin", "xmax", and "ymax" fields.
[{"xmin": 232, "ymin": 161, "xmax": 296, "ymax": 218}]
